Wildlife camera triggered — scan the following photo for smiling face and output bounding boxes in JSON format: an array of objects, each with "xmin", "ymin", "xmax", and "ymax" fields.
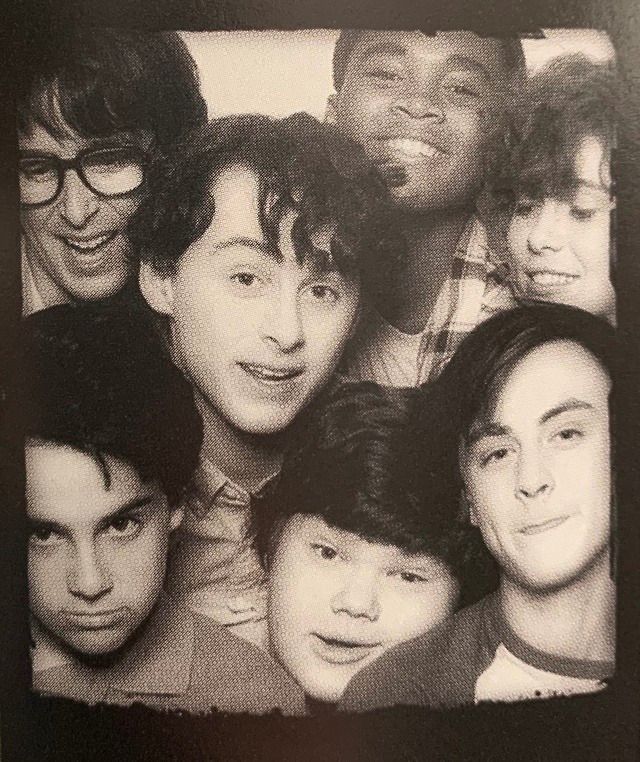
[
  {"xmin": 20, "ymin": 121, "xmax": 143, "ymax": 307},
  {"xmin": 27, "ymin": 441, "xmax": 179, "ymax": 658},
  {"xmin": 268, "ymin": 515, "xmax": 459, "ymax": 703},
  {"xmin": 461, "ymin": 340, "xmax": 611, "ymax": 593},
  {"xmin": 329, "ymin": 31, "xmax": 513, "ymax": 211},
  {"xmin": 141, "ymin": 164, "xmax": 360, "ymax": 436},
  {"xmin": 507, "ymin": 136, "xmax": 615, "ymax": 321}
]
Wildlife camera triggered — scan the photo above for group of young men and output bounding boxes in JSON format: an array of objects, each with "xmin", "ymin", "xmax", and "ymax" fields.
[{"xmin": 19, "ymin": 28, "xmax": 616, "ymax": 713}]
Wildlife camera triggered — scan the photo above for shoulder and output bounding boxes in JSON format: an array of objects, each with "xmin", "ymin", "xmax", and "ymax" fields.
[
  {"xmin": 188, "ymin": 612, "xmax": 306, "ymax": 715},
  {"xmin": 340, "ymin": 596, "xmax": 497, "ymax": 712}
]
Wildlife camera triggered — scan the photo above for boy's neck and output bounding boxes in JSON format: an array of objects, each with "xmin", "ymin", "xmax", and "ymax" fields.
[
  {"xmin": 196, "ymin": 393, "xmax": 283, "ymax": 493},
  {"xmin": 499, "ymin": 552, "xmax": 616, "ymax": 664},
  {"xmin": 380, "ymin": 206, "xmax": 474, "ymax": 334}
]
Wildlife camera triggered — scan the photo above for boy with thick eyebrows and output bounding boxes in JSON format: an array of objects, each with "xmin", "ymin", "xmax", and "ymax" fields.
[
  {"xmin": 130, "ymin": 113, "xmax": 399, "ymax": 647},
  {"xmin": 327, "ymin": 30, "xmax": 525, "ymax": 386},
  {"xmin": 18, "ymin": 29, "xmax": 206, "ymax": 315},
  {"xmin": 24, "ymin": 304, "xmax": 306, "ymax": 714},
  {"xmin": 341, "ymin": 306, "xmax": 615, "ymax": 710}
]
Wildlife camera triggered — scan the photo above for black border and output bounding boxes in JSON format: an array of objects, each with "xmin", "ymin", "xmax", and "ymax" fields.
[{"xmin": 1, "ymin": 1, "xmax": 639, "ymax": 759}]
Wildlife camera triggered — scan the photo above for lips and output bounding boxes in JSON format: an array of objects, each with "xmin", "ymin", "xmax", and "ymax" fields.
[
  {"xmin": 518, "ymin": 516, "xmax": 570, "ymax": 536},
  {"xmin": 526, "ymin": 270, "xmax": 579, "ymax": 290},
  {"xmin": 239, "ymin": 362, "xmax": 305, "ymax": 385},
  {"xmin": 61, "ymin": 231, "xmax": 119, "ymax": 253},
  {"xmin": 378, "ymin": 137, "xmax": 447, "ymax": 166},
  {"xmin": 63, "ymin": 608, "xmax": 127, "ymax": 630},
  {"xmin": 310, "ymin": 633, "xmax": 382, "ymax": 666}
]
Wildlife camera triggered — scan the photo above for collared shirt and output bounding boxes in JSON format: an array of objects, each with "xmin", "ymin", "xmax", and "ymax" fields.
[
  {"xmin": 341, "ymin": 593, "xmax": 613, "ymax": 711},
  {"xmin": 33, "ymin": 593, "xmax": 306, "ymax": 715},
  {"xmin": 166, "ymin": 458, "xmax": 275, "ymax": 650},
  {"xmin": 340, "ymin": 218, "xmax": 515, "ymax": 388}
]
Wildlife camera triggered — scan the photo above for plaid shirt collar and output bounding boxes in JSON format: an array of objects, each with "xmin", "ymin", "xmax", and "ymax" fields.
[{"xmin": 416, "ymin": 217, "xmax": 510, "ymax": 385}]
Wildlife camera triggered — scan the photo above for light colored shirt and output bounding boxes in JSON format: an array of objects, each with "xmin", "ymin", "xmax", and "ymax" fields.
[
  {"xmin": 341, "ymin": 218, "xmax": 515, "ymax": 388},
  {"xmin": 166, "ymin": 457, "xmax": 275, "ymax": 649}
]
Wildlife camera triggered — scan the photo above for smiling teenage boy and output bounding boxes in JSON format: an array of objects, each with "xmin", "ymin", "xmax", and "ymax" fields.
[
  {"xmin": 130, "ymin": 113, "xmax": 398, "ymax": 647},
  {"xmin": 342, "ymin": 306, "xmax": 615, "ymax": 709},
  {"xmin": 327, "ymin": 30, "xmax": 525, "ymax": 386},
  {"xmin": 24, "ymin": 304, "xmax": 305, "ymax": 714},
  {"xmin": 18, "ymin": 29, "xmax": 206, "ymax": 315}
]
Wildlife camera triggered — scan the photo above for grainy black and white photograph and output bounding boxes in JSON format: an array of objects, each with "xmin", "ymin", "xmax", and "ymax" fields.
[{"xmin": 2, "ymin": 3, "xmax": 639, "ymax": 759}]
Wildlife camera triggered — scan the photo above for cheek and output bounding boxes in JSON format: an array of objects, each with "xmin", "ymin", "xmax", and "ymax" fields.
[
  {"xmin": 112, "ymin": 531, "xmax": 168, "ymax": 596},
  {"xmin": 381, "ymin": 585, "xmax": 458, "ymax": 645},
  {"xmin": 507, "ymin": 219, "xmax": 530, "ymax": 261},
  {"xmin": 28, "ymin": 548, "xmax": 63, "ymax": 608}
]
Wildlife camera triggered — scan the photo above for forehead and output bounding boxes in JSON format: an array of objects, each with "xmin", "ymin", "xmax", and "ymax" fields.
[
  {"xmin": 200, "ymin": 163, "xmax": 339, "ymax": 263},
  {"xmin": 346, "ymin": 30, "xmax": 510, "ymax": 80},
  {"xmin": 574, "ymin": 135, "xmax": 611, "ymax": 189},
  {"xmin": 25, "ymin": 441, "xmax": 151, "ymax": 525},
  {"xmin": 280, "ymin": 514, "xmax": 439, "ymax": 566},
  {"xmin": 492, "ymin": 341, "xmax": 610, "ymax": 421}
]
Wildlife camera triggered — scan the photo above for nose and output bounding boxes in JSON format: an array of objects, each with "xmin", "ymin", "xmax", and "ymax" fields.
[
  {"xmin": 527, "ymin": 201, "xmax": 566, "ymax": 255},
  {"xmin": 392, "ymin": 83, "xmax": 444, "ymax": 121},
  {"xmin": 261, "ymin": 289, "xmax": 305, "ymax": 353},
  {"xmin": 330, "ymin": 569, "xmax": 380, "ymax": 621},
  {"xmin": 58, "ymin": 169, "xmax": 100, "ymax": 229},
  {"xmin": 516, "ymin": 448, "xmax": 554, "ymax": 502},
  {"xmin": 67, "ymin": 543, "xmax": 113, "ymax": 602}
]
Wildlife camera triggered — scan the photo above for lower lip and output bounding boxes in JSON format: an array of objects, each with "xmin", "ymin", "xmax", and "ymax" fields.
[
  {"xmin": 526, "ymin": 273, "xmax": 579, "ymax": 295},
  {"xmin": 239, "ymin": 363, "xmax": 304, "ymax": 387},
  {"xmin": 64, "ymin": 609, "xmax": 127, "ymax": 629},
  {"xmin": 310, "ymin": 634, "xmax": 379, "ymax": 665},
  {"xmin": 519, "ymin": 516, "xmax": 570, "ymax": 536}
]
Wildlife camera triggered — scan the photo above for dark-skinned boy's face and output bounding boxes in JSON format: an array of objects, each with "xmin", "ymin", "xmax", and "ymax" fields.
[{"xmin": 329, "ymin": 31, "xmax": 513, "ymax": 212}]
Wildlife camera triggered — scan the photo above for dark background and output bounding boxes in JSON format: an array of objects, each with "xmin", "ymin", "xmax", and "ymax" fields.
[{"xmin": 1, "ymin": 1, "xmax": 639, "ymax": 759}]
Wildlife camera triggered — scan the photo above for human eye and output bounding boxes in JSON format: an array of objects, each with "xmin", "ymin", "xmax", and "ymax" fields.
[
  {"xmin": 570, "ymin": 205, "xmax": 597, "ymax": 222},
  {"xmin": 474, "ymin": 440, "xmax": 516, "ymax": 468},
  {"xmin": 394, "ymin": 570, "xmax": 429, "ymax": 584},
  {"xmin": 231, "ymin": 272, "xmax": 259, "ymax": 287},
  {"xmin": 305, "ymin": 283, "xmax": 339, "ymax": 305},
  {"xmin": 551, "ymin": 426, "xmax": 585, "ymax": 448},
  {"xmin": 441, "ymin": 73, "xmax": 485, "ymax": 103},
  {"xmin": 19, "ymin": 157, "xmax": 56, "ymax": 180},
  {"xmin": 29, "ymin": 523, "xmax": 62, "ymax": 547},
  {"xmin": 105, "ymin": 515, "xmax": 142, "ymax": 539},
  {"xmin": 310, "ymin": 542, "xmax": 339, "ymax": 561},
  {"xmin": 363, "ymin": 57, "xmax": 403, "ymax": 84},
  {"xmin": 513, "ymin": 197, "xmax": 537, "ymax": 218}
]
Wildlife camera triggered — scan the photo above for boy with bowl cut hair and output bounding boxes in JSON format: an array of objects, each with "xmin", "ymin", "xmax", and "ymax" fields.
[
  {"xmin": 341, "ymin": 305, "xmax": 615, "ymax": 710},
  {"xmin": 327, "ymin": 29, "xmax": 526, "ymax": 386},
  {"xmin": 24, "ymin": 304, "xmax": 306, "ymax": 714},
  {"xmin": 18, "ymin": 28, "xmax": 207, "ymax": 315},
  {"xmin": 256, "ymin": 382, "xmax": 494, "ymax": 707},
  {"xmin": 131, "ymin": 113, "xmax": 401, "ymax": 646}
]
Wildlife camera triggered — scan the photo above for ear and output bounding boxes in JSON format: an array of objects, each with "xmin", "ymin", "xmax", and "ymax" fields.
[
  {"xmin": 139, "ymin": 261, "xmax": 175, "ymax": 316},
  {"xmin": 169, "ymin": 506, "xmax": 184, "ymax": 533},
  {"xmin": 325, "ymin": 93, "xmax": 338, "ymax": 124}
]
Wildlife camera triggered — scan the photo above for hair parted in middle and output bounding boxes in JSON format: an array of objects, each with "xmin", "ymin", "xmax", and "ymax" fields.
[
  {"xmin": 128, "ymin": 112, "xmax": 405, "ymax": 298},
  {"xmin": 255, "ymin": 381, "xmax": 498, "ymax": 606}
]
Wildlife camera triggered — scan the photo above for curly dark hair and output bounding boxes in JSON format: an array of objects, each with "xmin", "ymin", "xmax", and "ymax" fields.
[
  {"xmin": 17, "ymin": 29, "xmax": 207, "ymax": 151},
  {"xmin": 255, "ymin": 381, "xmax": 498, "ymax": 607},
  {"xmin": 22, "ymin": 303, "xmax": 203, "ymax": 507},
  {"xmin": 128, "ymin": 112, "xmax": 404, "ymax": 299},
  {"xmin": 486, "ymin": 54, "xmax": 615, "ymax": 212},
  {"xmin": 332, "ymin": 30, "xmax": 526, "ymax": 91}
]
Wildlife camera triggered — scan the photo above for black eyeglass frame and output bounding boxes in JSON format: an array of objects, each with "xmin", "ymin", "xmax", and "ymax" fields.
[{"xmin": 19, "ymin": 146, "xmax": 150, "ymax": 208}]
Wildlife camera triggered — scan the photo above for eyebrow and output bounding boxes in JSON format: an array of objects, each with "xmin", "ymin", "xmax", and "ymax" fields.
[
  {"xmin": 443, "ymin": 55, "xmax": 491, "ymax": 79},
  {"xmin": 29, "ymin": 495, "xmax": 157, "ymax": 535},
  {"xmin": 357, "ymin": 41, "xmax": 408, "ymax": 64},
  {"xmin": 212, "ymin": 236, "xmax": 276, "ymax": 258},
  {"xmin": 467, "ymin": 399, "xmax": 596, "ymax": 448}
]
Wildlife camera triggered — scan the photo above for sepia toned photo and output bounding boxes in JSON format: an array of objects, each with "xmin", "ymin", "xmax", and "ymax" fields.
[{"xmin": 7, "ymin": 16, "xmax": 632, "ymax": 757}]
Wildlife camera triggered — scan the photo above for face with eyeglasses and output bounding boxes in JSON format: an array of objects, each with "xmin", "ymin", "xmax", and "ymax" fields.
[
  {"xmin": 19, "ymin": 120, "xmax": 149, "ymax": 308},
  {"xmin": 460, "ymin": 340, "xmax": 611, "ymax": 593}
]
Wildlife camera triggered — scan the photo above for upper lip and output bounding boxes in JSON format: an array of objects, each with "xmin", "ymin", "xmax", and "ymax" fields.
[
  {"xmin": 314, "ymin": 633, "xmax": 381, "ymax": 649},
  {"xmin": 526, "ymin": 268, "xmax": 579, "ymax": 277},
  {"xmin": 59, "ymin": 231, "xmax": 117, "ymax": 244},
  {"xmin": 239, "ymin": 362, "xmax": 305, "ymax": 377},
  {"xmin": 518, "ymin": 515, "xmax": 571, "ymax": 534},
  {"xmin": 373, "ymin": 131, "xmax": 450, "ymax": 155}
]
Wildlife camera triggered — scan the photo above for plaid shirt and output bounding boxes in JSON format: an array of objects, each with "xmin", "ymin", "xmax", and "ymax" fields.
[{"xmin": 416, "ymin": 218, "xmax": 517, "ymax": 384}]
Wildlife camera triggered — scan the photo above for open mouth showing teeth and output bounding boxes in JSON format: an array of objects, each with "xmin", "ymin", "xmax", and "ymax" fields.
[
  {"xmin": 240, "ymin": 363, "xmax": 304, "ymax": 382},
  {"xmin": 63, "ymin": 233, "xmax": 117, "ymax": 253},
  {"xmin": 528, "ymin": 272, "xmax": 578, "ymax": 287},
  {"xmin": 385, "ymin": 138, "xmax": 444, "ymax": 161}
]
